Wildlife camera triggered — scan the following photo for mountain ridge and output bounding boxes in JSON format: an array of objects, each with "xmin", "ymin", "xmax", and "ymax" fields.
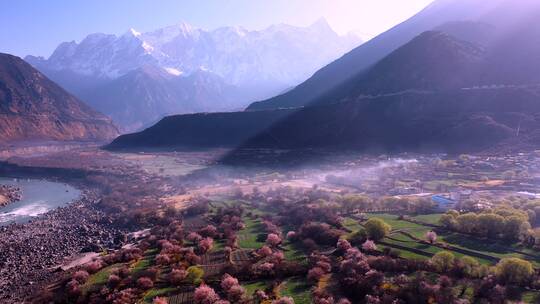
[
  {"xmin": 0, "ymin": 53, "xmax": 118, "ymax": 143},
  {"xmin": 246, "ymin": 0, "xmax": 513, "ymax": 111},
  {"xmin": 25, "ymin": 19, "xmax": 361, "ymax": 131}
]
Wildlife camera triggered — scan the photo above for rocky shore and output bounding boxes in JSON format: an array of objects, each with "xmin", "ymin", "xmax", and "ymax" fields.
[
  {"xmin": 0, "ymin": 190, "xmax": 127, "ymax": 303},
  {"xmin": 0, "ymin": 184, "xmax": 22, "ymax": 207}
]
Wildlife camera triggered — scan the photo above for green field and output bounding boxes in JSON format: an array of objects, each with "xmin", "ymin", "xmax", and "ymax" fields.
[
  {"xmin": 141, "ymin": 287, "xmax": 177, "ymax": 303},
  {"xmin": 367, "ymin": 214, "xmax": 432, "ymax": 238},
  {"xmin": 238, "ymin": 217, "xmax": 265, "ymax": 249},
  {"xmin": 343, "ymin": 217, "xmax": 362, "ymax": 231},
  {"xmin": 409, "ymin": 213, "xmax": 443, "ymax": 225},
  {"xmin": 280, "ymin": 278, "xmax": 312, "ymax": 304},
  {"xmin": 242, "ymin": 281, "xmax": 270, "ymax": 296},
  {"xmin": 367, "ymin": 213, "xmax": 540, "ymax": 267},
  {"xmin": 81, "ymin": 263, "xmax": 120, "ymax": 294},
  {"xmin": 282, "ymin": 240, "xmax": 307, "ymax": 262}
]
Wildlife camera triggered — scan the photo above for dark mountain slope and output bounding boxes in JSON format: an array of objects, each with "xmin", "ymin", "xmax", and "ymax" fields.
[
  {"xmin": 106, "ymin": 109, "xmax": 295, "ymax": 149},
  {"xmin": 243, "ymin": 89, "xmax": 534, "ymax": 152},
  {"xmin": 107, "ymin": 87, "xmax": 540, "ymax": 153},
  {"xmin": 309, "ymin": 31, "xmax": 484, "ymax": 105},
  {"xmin": 0, "ymin": 53, "xmax": 118, "ymax": 143},
  {"xmin": 247, "ymin": 0, "xmax": 507, "ymax": 111}
]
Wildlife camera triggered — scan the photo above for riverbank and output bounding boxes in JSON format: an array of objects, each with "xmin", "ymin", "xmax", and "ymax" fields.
[
  {"xmin": 0, "ymin": 184, "xmax": 21, "ymax": 207},
  {"xmin": 0, "ymin": 189, "xmax": 127, "ymax": 303}
]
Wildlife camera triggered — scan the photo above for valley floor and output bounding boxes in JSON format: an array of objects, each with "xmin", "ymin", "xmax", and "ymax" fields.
[{"xmin": 1, "ymin": 145, "xmax": 540, "ymax": 303}]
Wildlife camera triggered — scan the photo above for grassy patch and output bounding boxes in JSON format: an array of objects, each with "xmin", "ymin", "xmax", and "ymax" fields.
[
  {"xmin": 81, "ymin": 264, "xmax": 120, "ymax": 294},
  {"xmin": 243, "ymin": 281, "xmax": 270, "ymax": 296},
  {"xmin": 522, "ymin": 290, "xmax": 540, "ymax": 303},
  {"xmin": 141, "ymin": 287, "xmax": 177, "ymax": 303},
  {"xmin": 367, "ymin": 214, "xmax": 431, "ymax": 238},
  {"xmin": 437, "ymin": 233, "xmax": 540, "ymax": 267},
  {"xmin": 343, "ymin": 217, "xmax": 362, "ymax": 231},
  {"xmin": 131, "ymin": 258, "xmax": 153, "ymax": 275},
  {"xmin": 409, "ymin": 213, "xmax": 443, "ymax": 225},
  {"xmin": 212, "ymin": 239, "xmax": 226, "ymax": 252},
  {"xmin": 238, "ymin": 217, "xmax": 265, "ymax": 249},
  {"xmin": 282, "ymin": 241, "xmax": 306, "ymax": 262},
  {"xmin": 280, "ymin": 278, "xmax": 312, "ymax": 304}
]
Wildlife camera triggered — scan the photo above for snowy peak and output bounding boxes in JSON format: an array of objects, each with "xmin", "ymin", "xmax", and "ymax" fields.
[
  {"xmin": 29, "ymin": 20, "xmax": 362, "ymax": 86},
  {"xmin": 128, "ymin": 28, "xmax": 142, "ymax": 37},
  {"xmin": 309, "ymin": 18, "xmax": 334, "ymax": 33}
]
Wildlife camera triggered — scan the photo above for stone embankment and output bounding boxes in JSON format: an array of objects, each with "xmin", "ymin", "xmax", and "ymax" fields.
[
  {"xmin": 0, "ymin": 190, "xmax": 127, "ymax": 303},
  {"xmin": 0, "ymin": 184, "xmax": 22, "ymax": 207}
]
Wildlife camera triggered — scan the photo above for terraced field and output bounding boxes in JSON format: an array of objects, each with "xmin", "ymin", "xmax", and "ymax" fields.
[{"xmin": 366, "ymin": 214, "xmax": 540, "ymax": 267}]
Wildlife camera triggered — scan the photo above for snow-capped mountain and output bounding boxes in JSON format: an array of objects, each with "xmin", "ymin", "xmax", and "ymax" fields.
[
  {"xmin": 25, "ymin": 19, "xmax": 362, "ymax": 131},
  {"xmin": 29, "ymin": 18, "xmax": 360, "ymax": 87}
]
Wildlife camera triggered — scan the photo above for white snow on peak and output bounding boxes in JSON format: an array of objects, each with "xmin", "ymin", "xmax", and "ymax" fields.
[
  {"xmin": 177, "ymin": 21, "xmax": 194, "ymax": 33},
  {"xmin": 39, "ymin": 20, "xmax": 362, "ymax": 86},
  {"xmin": 129, "ymin": 28, "xmax": 142, "ymax": 37},
  {"xmin": 142, "ymin": 41, "xmax": 154, "ymax": 53},
  {"xmin": 164, "ymin": 67, "xmax": 183, "ymax": 76}
]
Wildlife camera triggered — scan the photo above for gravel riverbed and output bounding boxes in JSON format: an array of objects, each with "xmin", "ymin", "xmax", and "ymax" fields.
[{"xmin": 0, "ymin": 190, "xmax": 126, "ymax": 303}]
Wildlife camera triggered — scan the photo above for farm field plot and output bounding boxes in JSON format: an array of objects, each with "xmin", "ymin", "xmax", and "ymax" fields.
[
  {"xmin": 409, "ymin": 213, "xmax": 443, "ymax": 225},
  {"xmin": 167, "ymin": 291, "xmax": 194, "ymax": 304},
  {"xmin": 231, "ymin": 249, "xmax": 252, "ymax": 263},
  {"xmin": 368, "ymin": 214, "xmax": 540, "ymax": 266},
  {"xmin": 238, "ymin": 217, "xmax": 266, "ymax": 249}
]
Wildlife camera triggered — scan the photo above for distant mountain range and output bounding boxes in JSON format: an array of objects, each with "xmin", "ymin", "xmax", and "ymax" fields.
[
  {"xmin": 109, "ymin": 0, "xmax": 540, "ymax": 154},
  {"xmin": 0, "ymin": 53, "xmax": 118, "ymax": 144},
  {"xmin": 26, "ymin": 19, "xmax": 361, "ymax": 131}
]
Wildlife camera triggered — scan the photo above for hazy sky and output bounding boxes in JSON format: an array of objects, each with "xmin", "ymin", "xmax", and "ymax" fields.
[{"xmin": 0, "ymin": 0, "xmax": 435, "ymax": 57}]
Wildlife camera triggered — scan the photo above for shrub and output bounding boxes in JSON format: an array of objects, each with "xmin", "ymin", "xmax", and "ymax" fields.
[
  {"xmin": 337, "ymin": 238, "xmax": 352, "ymax": 251},
  {"xmin": 425, "ymin": 231, "xmax": 437, "ymax": 243},
  {"xmin": 187, "ymin": 232, "xmax": 203, "ymax": 243},
  {"xmin": 187, "ymin": 266, "xmax": 205, "ymax": 285},
  {"xmin": 169, "ymin": 269, "xmax": 188, "ymax": 285},
  {"xmin": 153, "ymin": 297, "xmax": 168, "ymax": 304},
  {"xmin": 266, "ymin": 233, "xmax": 282, "ymax": 247},
  {"xmin": 257, "ymin": 245, "xmax": 273, "ymax": 257},
  {"xmin": 66, "ymin": 280, "xmax": 81, "ymax": 297},
  {"xmin": 307, "ymin": 267, "xmax": 326, "ymax": 282},
  {"xmin": 361, "ymin": 240, "xmax": 377, "ymax": 252},
  {"xmin": 107, "ymin": 274, "xmax": 121, "ymax": 287},
  {"xmin": 496, "ymin": 258, "xmax": 534, "ymax": 285},
  {"xmin": 86, "ymin": 260, "xmax": 103, "ymax": 274},
  {"xmin": 221, "ymin": 273, "xmax": 239, "ymax": 291},
  {"xmin": 364, "ymin": 218, "xmax": 391, "ymax": 241},
  {"xmin": 194, "ymin": 284, "xmax": 221, "ymax": 304},
  {"xmin": 72, "ymin": 270, "xmax": 90, "ymax": 283},
  {"xmin": 137, "ymin": 277, "xmax": 154, "ymax": 290},
  {"xmin": 286, "ymin": 231, "xmax": 297, "ymax": 240},
  {"xmin": 198, "ymin": 237, "xmax": 214, "ymax": 254},
  {"xmin": 431, "ymin": 251, "xmax": 455, "ymax": 273},
  {"xmin": 155, "ymin": 254, "xmax": 171, "ymax": 265}
]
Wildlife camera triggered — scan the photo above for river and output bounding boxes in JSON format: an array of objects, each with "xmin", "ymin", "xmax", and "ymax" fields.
[{"xmin": 0, "ymin": 177, "xmax": 81, "ymax": 226}]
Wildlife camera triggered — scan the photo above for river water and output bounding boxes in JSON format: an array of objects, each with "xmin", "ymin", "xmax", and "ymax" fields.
[{"xmin": 0, "ymin": 177, "xmax": 81, "ymax": 226}]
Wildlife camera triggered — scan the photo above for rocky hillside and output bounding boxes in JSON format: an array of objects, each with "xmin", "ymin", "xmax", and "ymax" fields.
[{"xmin": 0, "ymin": 53, "xmax": 118, "ymax": 143}]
